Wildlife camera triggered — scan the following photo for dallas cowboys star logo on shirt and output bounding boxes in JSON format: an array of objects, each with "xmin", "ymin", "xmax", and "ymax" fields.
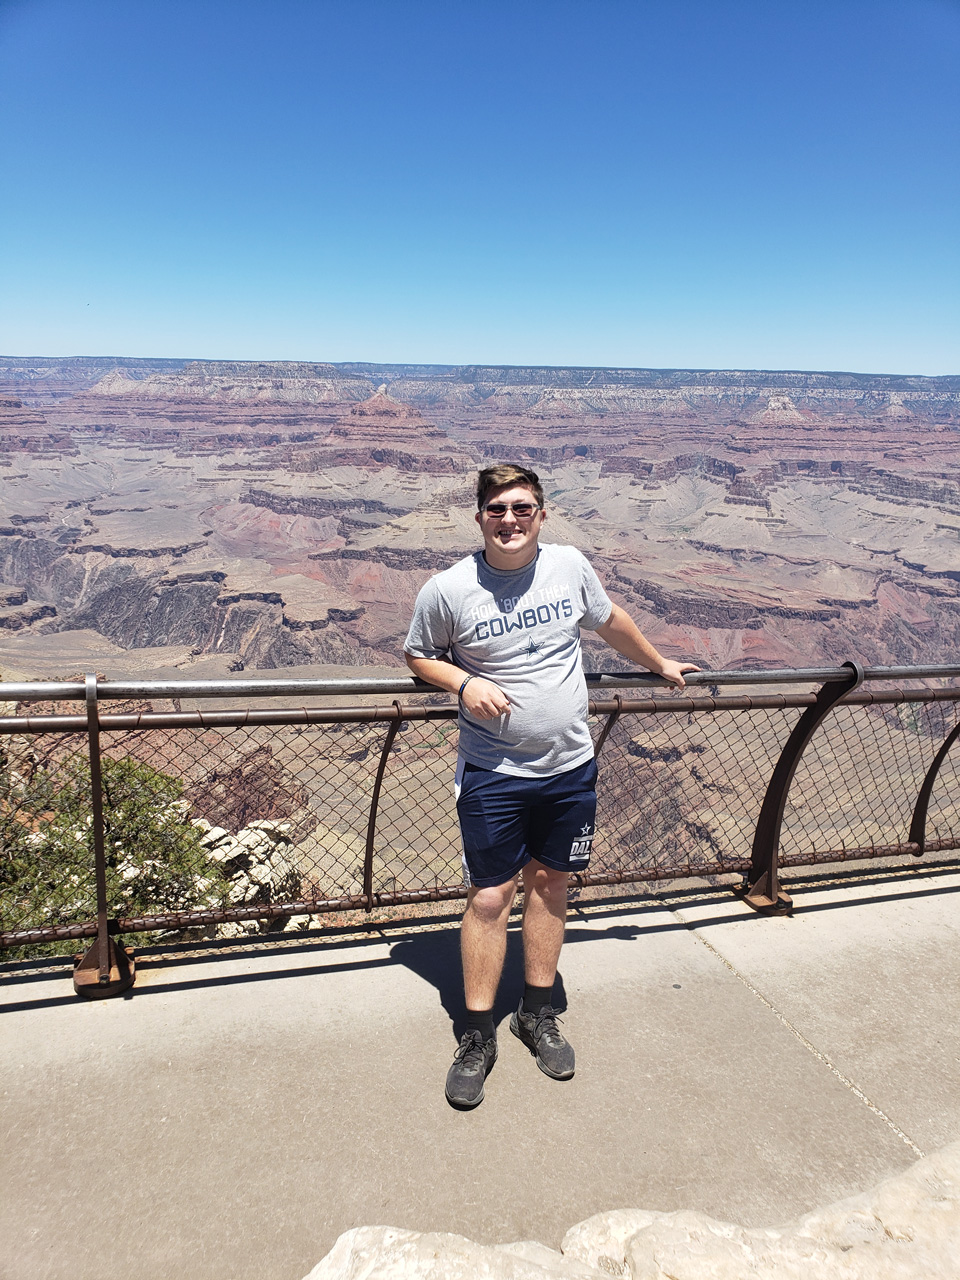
[{"xmin": 525, "ymin": 637, "xmax": 543, "ymax": 657}]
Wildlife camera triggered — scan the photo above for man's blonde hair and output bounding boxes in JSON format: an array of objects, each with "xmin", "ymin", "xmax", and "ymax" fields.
[{"xmin": 476, "ymin": 464, "xmax": 544, "ymax": 510}]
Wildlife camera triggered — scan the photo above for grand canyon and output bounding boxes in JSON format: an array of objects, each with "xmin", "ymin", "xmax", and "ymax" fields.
[{"xmin": 1, "ymin": 354, "xmax": 958, "ymax": 681}]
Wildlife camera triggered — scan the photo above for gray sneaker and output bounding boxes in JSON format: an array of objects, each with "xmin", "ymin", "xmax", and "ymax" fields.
[
  {"xmin": 510, "ymin": 1003, "xmax": 575, "ymax": 1079},
  {"xmin": 445, "ymin": 1030, "xmax": 498, "ymax": 1108}
]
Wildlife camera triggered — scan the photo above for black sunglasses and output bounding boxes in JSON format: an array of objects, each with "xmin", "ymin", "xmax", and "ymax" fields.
[{"xmin": 480, "ymin": 501, "xmax": 541, "ymax": 518}]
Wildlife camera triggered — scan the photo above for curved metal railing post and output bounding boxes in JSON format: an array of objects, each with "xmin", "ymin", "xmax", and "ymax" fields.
[
  {"xmin": 362, "ymin": 701, "xmax": 404, "ymax": 912},
  {"xmin": 593, "ymin": 694, "xmax": 624, "ymax": 759},
  {"xmin": 909, "ymin": 719, "xmax": 960, "ymax": 856},
  {"xmin": 72, "ymin": 673, "xmax": 136, "ymax": 998},
  {"xmin": 741, "ymin": 661, "xmax": 865, "ymax": 914}
]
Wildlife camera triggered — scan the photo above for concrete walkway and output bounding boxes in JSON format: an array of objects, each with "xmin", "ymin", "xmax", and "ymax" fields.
[{"xmin": 3, "ymin": 859, "xmax": 960, "ymax": 1280}]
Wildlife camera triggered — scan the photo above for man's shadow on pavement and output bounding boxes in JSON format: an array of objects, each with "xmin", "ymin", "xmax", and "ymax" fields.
[{"xmin": 390, "ymin": 924, "xmax": 568, "ymax": 1043}]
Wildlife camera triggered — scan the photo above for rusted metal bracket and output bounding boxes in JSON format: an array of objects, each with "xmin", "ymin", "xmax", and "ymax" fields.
[
  {"xmin": 73, "ymin": 673, "xmax": 135, "ymax": 998},
  {"xmin": 740, "ymin": 660, "xmax": 865, "ymax": 915},
  {"xmin": 909, "ymin": 718, "xmax": 960, "ymax": 856},
  {"xmin": 362, "ymin": 701, "xmax": 404, "ymax": 911},
  {"xmin": 593, "ymin": 694, "xmax": 624, "ymax": 759}
]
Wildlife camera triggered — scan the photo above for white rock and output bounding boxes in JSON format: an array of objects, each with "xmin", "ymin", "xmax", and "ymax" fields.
[
  {"xmin": 245, "ymin": 820, "xmax": 292, "ymax": 840},
  {"xmin": 303, "ymin": 1226, "xmax": 603, "ymax": 1279},
  {"xmin": 561, "ymin": 1210, "xmax": 666, "ymax": 1274},
  {"xmin": 625, "ymin": 1210, "xmax": 768, "ymax": 1280},
  {"xmin": 216, "ymin": 921, "xmax": 260, "ymax": 940},
  {"xmin": 197, "ymin": 825, "xmax": 231, "ymax": 847},
  {"xmin": 618, "ymin": 1144, "xmax": 960, "ymax": 1280},
  {"xmin": 268, "ymin": 848, "xmax": 297, "ymax": 880},
  {"xmin": 207, "ymin": 838, "xmax": 244, "ymax": 862},
  {"xmin": 234, "ymin": 830, "xmax": 276, "ymax": 857},
  {"xmin": 303, "ymin": 1143, "xmax": 960, "ymax": 1280},
  {"xmin": 227, "ymin": 878, "xmax": 254, "ymax": 904},
  {"xmin": 245, "ymin": 862, "xmax": 274, "ymax": 888},
  {"xmin": 498, "ymin": 1240, "xmax": 596, "ymax": 1274}
]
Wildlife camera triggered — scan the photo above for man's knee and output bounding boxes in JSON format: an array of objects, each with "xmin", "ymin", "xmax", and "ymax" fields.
[{"xmin": 466, "ymin": 878, "xmax": 518, "ymax": 924}]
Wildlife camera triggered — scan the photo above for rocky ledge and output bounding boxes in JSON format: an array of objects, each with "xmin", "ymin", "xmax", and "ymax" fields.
[{"xmin": 303, "ymin": 1140, "xmax": 960, "ymax": 1278}]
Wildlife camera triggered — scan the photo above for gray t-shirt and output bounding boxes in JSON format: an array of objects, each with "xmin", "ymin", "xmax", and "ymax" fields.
[{"xmin": 404, "ymin": 543, "xmax": 613, "ymax": 777}]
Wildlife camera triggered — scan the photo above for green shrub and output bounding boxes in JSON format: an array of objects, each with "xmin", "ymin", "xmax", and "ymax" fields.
[{"xmin": 1, "ymin": 753, "xmax": 228, "ymax": 954}]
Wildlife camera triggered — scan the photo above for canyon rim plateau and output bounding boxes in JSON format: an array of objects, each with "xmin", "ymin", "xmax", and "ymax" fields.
[{"xmin": 1, "ymin": 354, "xmax": 958, "ymax": 681}]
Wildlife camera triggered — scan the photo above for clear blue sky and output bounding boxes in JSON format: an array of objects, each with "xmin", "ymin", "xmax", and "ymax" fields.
[{"xmin": 1, "ymin": 0, "xmax": 957, "ymax": 373}]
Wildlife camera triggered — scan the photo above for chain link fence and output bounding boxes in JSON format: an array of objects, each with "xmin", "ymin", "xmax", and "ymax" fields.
[
  {"xmin": 781, "ymin": 694, "xmax": 960, "ymax": 862},
  {"xmin": 2, "ymin": 675, "xmax": 960, "ymax": 958},
  {"xmin": 592, "ymin": 703, "xmax": 800, "ymax": 879}
]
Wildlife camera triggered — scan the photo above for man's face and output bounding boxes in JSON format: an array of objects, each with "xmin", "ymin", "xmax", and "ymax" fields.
[{"xmin": 475, "ymin": 483, "xmax": 545, "ymax": 570}]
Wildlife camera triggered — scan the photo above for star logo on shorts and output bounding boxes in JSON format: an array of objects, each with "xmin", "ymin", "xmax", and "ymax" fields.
[
  {"xmin": 525, "ymin": 638, "xmax": 543, "ymax": 657},
  {"xmin": 580, "ymin": 823, "xmax": 592, "ymax": 835}
]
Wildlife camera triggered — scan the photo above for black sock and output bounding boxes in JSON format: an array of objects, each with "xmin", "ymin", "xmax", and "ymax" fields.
[
  {"xmin": 522, "ymin": 983, "xmax": 554, "ymax": 1014},
  {"xmin": 466, "ymin": 1009, "xmax": 495, "ymax": 1041}
]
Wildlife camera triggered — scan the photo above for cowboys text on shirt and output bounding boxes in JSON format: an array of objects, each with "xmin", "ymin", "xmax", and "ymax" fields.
[{"xmin": 472, "ymin": 597, "xmax": 573, "ymax": 642}]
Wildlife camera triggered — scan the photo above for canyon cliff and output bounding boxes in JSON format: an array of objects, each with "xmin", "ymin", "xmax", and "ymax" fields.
[{"xmin": 0, "ymin": 356, "xmax": 957, "ymax": 677}]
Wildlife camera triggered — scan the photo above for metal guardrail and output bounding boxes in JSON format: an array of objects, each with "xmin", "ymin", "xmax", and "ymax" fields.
[
  {"xmin": 2, "ymin": 664, "xmax": 959, "ymax": 998},
  {"xmin": 4, "ymin": 663, "xmax": 960, "ymax": 703}
]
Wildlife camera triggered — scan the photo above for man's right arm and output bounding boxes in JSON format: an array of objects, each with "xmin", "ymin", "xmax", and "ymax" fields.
[{"xmin": 404, "ymin": 653, "xmax": 511, "ymax": 721}]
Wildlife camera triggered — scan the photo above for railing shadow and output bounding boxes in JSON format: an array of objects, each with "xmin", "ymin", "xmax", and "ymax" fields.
[{"xmin": 5, "ymin": 858, "xmax": 960, "ymax": 1015}]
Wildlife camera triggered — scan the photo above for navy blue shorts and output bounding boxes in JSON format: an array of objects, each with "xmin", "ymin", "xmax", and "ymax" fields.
[{"xmin": 455, "ymin": 756, "xmax": 598, "ymax": 888}]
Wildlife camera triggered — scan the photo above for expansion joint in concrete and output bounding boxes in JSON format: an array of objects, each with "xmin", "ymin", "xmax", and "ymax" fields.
[{"xmin": 667, "ymin": 903, "xmax": 925, "ymax": 1159}]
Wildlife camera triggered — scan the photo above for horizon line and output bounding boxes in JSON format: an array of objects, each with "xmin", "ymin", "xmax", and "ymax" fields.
[{"xmin": 2, "ymin": 353, "xmax": 959, "ymax": 382}]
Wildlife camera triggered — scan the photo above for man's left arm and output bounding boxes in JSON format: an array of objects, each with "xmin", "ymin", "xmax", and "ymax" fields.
[{"xmin": 594, "ymin": 603, "xmax": 700, "ymax": 690}]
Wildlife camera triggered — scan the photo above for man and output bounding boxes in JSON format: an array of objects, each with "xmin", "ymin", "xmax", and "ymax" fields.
[{"xmin": 404, "ymin": 464, "xmax": 698, "ymax": 1107}]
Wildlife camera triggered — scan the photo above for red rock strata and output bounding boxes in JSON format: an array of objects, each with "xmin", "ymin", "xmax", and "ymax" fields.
[{"xmin": 0, "ymin": 357, "xmax": 957, "ymax": 674}]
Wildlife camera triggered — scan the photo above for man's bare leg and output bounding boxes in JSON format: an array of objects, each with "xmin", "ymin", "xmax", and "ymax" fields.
[
  {"xmin": 461, "ymin": 876, "xmax": 518, "ymax": 1010},
  {"xmin": 446, "ymin": 877, "xmax": 517, "ymax": 1107},
  {"xmin": 511, "ymin": 859, "xmax": 575, "ymax": 1079},
  {"xmin": 520, "ymin": 859, "xmax": 568, "ymax": 987}
]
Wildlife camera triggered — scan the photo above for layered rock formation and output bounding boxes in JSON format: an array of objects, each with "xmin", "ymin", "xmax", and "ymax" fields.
[
  {"xmin": 85, "ymin": 359, "xmax": 372, "ymax": 405},
  {"xmin": 0, "ymin": 355, "xmax": 958, "ymax": 674},
  {"xmin": 3, "ymin": 356, "xmax": 959, "ymax": 424},
  {"xmin": 0, "ymin": 355, "xmax": 189, "ymax": 406}
]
